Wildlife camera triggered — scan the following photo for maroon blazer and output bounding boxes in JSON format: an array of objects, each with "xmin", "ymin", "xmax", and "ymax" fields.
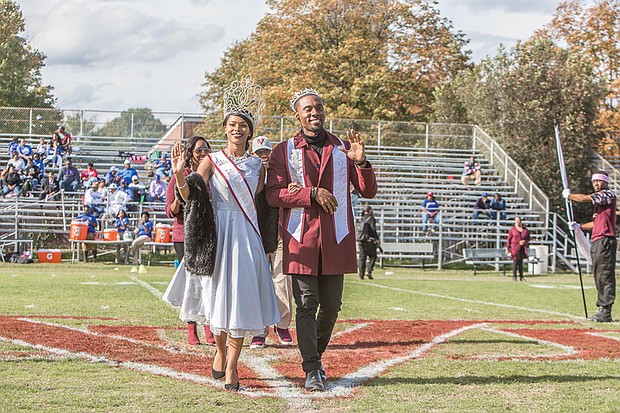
[
  {"xmin": 506, "ymin": 226, "xmax": 530, "ymax": 261},
  {"xmin": 164, "ymin": 167, "xmax": 191, "ymax": 243},
  {"xmin": 266, "ymin": 131, "xmax": 377, "ymax": 275}
]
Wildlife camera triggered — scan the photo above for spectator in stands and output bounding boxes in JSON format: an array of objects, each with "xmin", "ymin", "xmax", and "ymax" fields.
[
  {"xmin": 473, "ymin": 192, "xmax": 492, "ymax": 224},
  {"xmin": 36, "ymin": 137, "xmax": 48, "ymax": 156},
  {"xmin": 357, "ymin": 205, "xmax": 380, "ymax": 280},
  {"xmin": 152, "ymin": 152, "xmax": 172, "ymax": 180},
  {"xmin": 421, "ymin": 191, "xmax": 440, "ymax": 233},
  {"xmin": 7, "ymin": 151, "xmax": 26, "ymax": 174},
  {"xmin": 84, "ymin": 178, "xmax": 105, "ymax": 216},
  {"xmin": 106, "ymin": 182, "xmax": 131, "ymax": 218},
  {"xmin": 75, "ymin": 204, "xmax": 98, "ymax": 262},
  {"xmin": 59, "ymin": 158, "xmax": 80, "ymax": 192},
  {"xmin": 506, "ymin": 216, "xmax": 530, "ymax": 282},
  {"xmin": 490, "ymin": 192, "xmax": 507, "ymax": 221},
  {"xmin": 32, "ymin": 153, "xmax": 45, "ymax": 180},
  {"xmin": 163, "ymin": 135, "xmax": 215, "ymax": 346},
  {"xmin": 55, "ymin": 126, "xmax": 72, "ymax": 155},
  {"xmin": 45, "ymin": 136, "xmax": 62, "ymax": 169},
  {"xmin": 2, "ymin": 165, "xmax": 21, "ymax": 197},
  {"xmin": 7, "ymin": 136, "xmax": 19, "ymax": 156},
  {"xmin": 17, "ymin": 138, "xmax": 33, "ymax": 163},
  {"xmin": 147, "ymin": 174, "xmax": 167, "ymax": 202},
  {"xmin": 130, "ymin": 211, "xmax": 153, "ymax": 265},
  {"xmin": 119, "ymin": 178, "xmax": 134, "ymax": 201},
  {"xmin": 97, "ymin": 180, "xmax": 109, "ymax": 202},
  {"xmin": 80, "ymin": 162, "xmax": 98, "ymax": 184},
  {"xmin": 104, "ymin": 166, "xmax": 119, "ymax": 185},
  {"xmin": 20, "ymin": 167, "xmax": 39, "ymax": 197},
  {"xmin": 461, "ymin": 156, "xmax": 481, "ymax": 186},
  {"xmin": 39, "ymin": 170, "xmax": 60, "ymax": 201},
  {"xmin": 129, "ymin": 175, "xmax": 147, "ymax": 202},
  {"xmin": 118, "ymin": 159, "xmax": 138, "ymax": 183}
]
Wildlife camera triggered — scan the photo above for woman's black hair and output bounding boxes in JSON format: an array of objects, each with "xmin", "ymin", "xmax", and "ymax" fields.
[
  {"xmin": 142, "ymin": 211, "xmax": 150, "ymax": 219},
  {"xmin": 223, "ymin": 111, "xmax": 254, "ymax": 150},
  {"xmin": 183, "ymin": 135, "xmax": 211, "ymax": 168}
]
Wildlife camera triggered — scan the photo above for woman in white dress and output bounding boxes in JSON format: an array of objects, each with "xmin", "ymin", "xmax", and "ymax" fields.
[{"xmin": 170, "ymin": 82, "xmax": 280, "ymax": 391}]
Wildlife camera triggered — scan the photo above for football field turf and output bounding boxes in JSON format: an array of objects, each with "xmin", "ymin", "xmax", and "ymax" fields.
[{"xmin": 1, "ymin": 263, "xmax": 619, "ymax": 412}]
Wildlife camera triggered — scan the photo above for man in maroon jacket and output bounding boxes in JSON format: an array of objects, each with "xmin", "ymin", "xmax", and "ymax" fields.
[{"xmin": 266, "ymin": 89, "xmax": 377, "ymax": 391}]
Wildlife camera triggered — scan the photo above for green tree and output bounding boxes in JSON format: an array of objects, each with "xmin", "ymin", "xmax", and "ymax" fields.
[
  {"xmin": 0, "ymin": 0, "xmax": 55, "ymax": 107},
  {"xmin": 433, "ymin": 38, "xmax": 604, "ymax": 211},
  {"xmin": 96, "ymin": 108, "xmax": 167, "ymax": 139},
  {"xmin": 201, "ymin": 0, "xmax": 470, "ymax": 126}
]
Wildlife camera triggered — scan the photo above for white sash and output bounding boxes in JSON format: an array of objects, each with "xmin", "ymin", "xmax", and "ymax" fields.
[
  {"xmin": 286, "ymin": 137, "xmax": 350, "ymax": 244},
  {"xmin": 210, "ymin": 151, "xmax": 261, "ymax": 237}
]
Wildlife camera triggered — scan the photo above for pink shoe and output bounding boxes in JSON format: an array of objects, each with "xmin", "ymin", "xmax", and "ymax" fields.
[
  {"xmin": 187, "ymin": 322, "xmax": 200, "ymax": 345},
  {"xmin": 204, "ymin": 325, "xmax": 215, "ymax": 346},
  {"xmin": 250, "ymin": 336, "xmax": 265, "ymax": 349},
  {"xmin": 274, "ymin": 326, "xmax": 294, "ymax": 345}
]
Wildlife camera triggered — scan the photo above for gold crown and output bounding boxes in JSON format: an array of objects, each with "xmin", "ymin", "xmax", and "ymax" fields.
[
  {"xmin": 289, "ymin": 88, "xmax": 320, "ymax": 111},
  {"xmin": 223, "ymin": 76, "xmax": 265, "ymax": 126}
]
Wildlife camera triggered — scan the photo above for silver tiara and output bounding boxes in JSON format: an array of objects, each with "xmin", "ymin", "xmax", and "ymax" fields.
[
  {"xmin": 289, "ymin": 88, "xmax": 321, "ymax": 111},
  {"xmin": 223, "ymin": 77, "xmax": 265, "ymax": 126}
]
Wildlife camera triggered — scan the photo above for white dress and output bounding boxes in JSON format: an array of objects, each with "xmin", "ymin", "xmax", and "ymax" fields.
[{"xmin": 163, "ymin": 154, "xmax": 280, "ymax": 338}]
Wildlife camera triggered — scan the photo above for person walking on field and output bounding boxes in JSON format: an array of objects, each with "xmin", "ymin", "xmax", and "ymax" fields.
[
  {"xmin": 266, "ymin": 89, "xmax": 377, "ymax": 392},
  {"xmin": 162, "ymin": 136, "xmax": 215, "ymax": 346},
  {"xmin": 357, "ymin": 205, "xmax": 379, "ymax": 280},
  {"xmin": 564, "ymin": 171, "xmax": 617, "ymax": 322},
  {"xmin": 506, "ymin": 216, "xmax": 530, "ymax": 281}
]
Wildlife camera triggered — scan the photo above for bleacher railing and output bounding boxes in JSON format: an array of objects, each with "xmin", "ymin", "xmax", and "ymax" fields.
[{"xmin": 473, "ymin": 126, "xmax": 550, "ymax": 226}]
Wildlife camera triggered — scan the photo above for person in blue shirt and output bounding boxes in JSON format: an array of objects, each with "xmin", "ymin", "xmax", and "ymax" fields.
[
  {"xmin": 490, "ymin": 192, "xmax": 507, "ymax": 221},
  {"xmin": 119, "ymin": 178, "xmax": 134, "ymax": 200},
  {"xmin": 473, "ymin": 192, "xmax": 493, "ymax": 225},
  {"xmin": 130, "ymin": 211, "xmax": 153, "ymax": 265},
  {"xmin": 422, "ymin": 191, "xmax": 440, "ymax": 233},
  {"xmin": 7, "ymin": 136, "xmax": 19, "ymax": 157},
  {"xmin": 118, "ymin": 160, "xmax": 138, "ymax": 183},
  {"xmin": 114, "ymin": 209, "xmax": 130, "ymax": 264},
  {"xmin": 17, "ymin": 138, "xmax": 33, "ymax": 163},
  {"xmin": 152, "ymin": 152, "xmax": 172, "ymax": 179},
  {"xmin": 75, "ymin": 204, "xmax": 98, "ymax": 262},
  {"xmin": 32, "ymin": 153, "xmax": 45, "ymax": 180}
]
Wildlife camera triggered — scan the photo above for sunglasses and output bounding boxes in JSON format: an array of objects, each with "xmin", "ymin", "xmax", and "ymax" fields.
[{"xmin": 193, "ymin": 148, "xmax": 210, "ymax": 154}]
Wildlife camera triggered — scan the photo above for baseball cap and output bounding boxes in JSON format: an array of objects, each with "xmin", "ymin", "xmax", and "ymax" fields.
[
  {"xmin": 162, "ymin": 153, "xmax": 168, "ymax": 158},
  {"xmin": 132, "ymin": 175, "xmax": 138, "ymax": 181},
  {"xmin": 154, "ymin": 174, "xmax": 161, "ymax": 181},
  {"xmin": 89, "ymin": 178, "xmax": 98, "ymax": 186},
  {"xmin": 109, "ymin": 183, "xmax": 118, "ymax": 189},
  {"xmin": 481, "ymin": 192, "xmax": 488, "ymax": 197},
  {"xmin": 124, "ymin": 160, "xmax": 131, "ymax": 165},
  {"xmin": 252, "ymin": 136, "xmax": 272, "ymax": 153},
  {"xmin": 110, "ymin": 166, "xmax": 118, "ymax": 172},
  {"xmin": 426, "ymin": 191, "xmax": 433, "ymax": 197}
]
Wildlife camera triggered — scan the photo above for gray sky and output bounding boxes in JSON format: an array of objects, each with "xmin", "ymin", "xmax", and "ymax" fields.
[{"xmin": 20, "ymin": 0, "xmax": 562, "ymax": 113}]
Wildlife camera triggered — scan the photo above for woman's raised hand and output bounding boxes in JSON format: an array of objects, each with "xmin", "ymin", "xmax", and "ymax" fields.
[{"xmin": 171, "ymin": 142, "xmax": 185, "ymax": 174}]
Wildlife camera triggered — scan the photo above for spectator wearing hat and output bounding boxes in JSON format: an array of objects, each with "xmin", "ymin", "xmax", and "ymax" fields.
[
  {"xmin": 119, "ymin": 178, "xmax": 134, "ymax": 200},
  {"xmin": 152, "ymin": 152, "xmax": 172, "ymax": 180},
  {"xmin": 249, "ymin": 135, "xmax": 295, "ymax": 348},
  {"xmin": 59, "ymin": 158, "xmax": 80, "ymax": 192},
  {"xmin": 106, "ymin": 182, "xmax": 131, "ymax": 218},
  {"xmin": 84, "ymin": 178, "xmax": 105, "ymax": 216},
  {"xmin": 129, "ymin": 174, "xmax": 147, "ymax": 202},
  {"xmin": 147, "ymin": 174, "xmax": 167, "ymax": 202},
  {"xmin": 422, "ymin": 191, "xmax": 440, "ymax": 233},
  {"xmin": 39, "ymin": 170, "xmax": 60, "ymax": 201},
  {"xmin": 118, "ymin": 160, "xmax": 138, "ymax": 183},
  {"xmin": 74, "ymin": 204, "xmax": 98, "ymax": 262},
  {"xmin": 105, "ymin": 166, "xmax": 119, "ymax": 185},
  {"xmin": 81, "ymin": 162, "xmax": 98, "ymax": 184},
  {"xmin": 490, "ymin": 192, "xmax": 507, "ymax": 221},
  {"xmin": 461, "ymin": 156, "xmax": 482, "ymax": 186},
  {"xmin": 473, "ymin": 192, "xmax": 492, "ymax": 224}
]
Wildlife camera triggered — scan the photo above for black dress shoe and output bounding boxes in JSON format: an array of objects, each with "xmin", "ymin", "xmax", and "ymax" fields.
[
  {"xmin": 224, "ymin": 369, "xmax": 239, "ymax": 391},
  {"xmin": 212, "ymin": 350, "xmax": 225, "ymax": 380},
  {"xmin": 305, "ymin": 369, "xmax": 324, "ymax": 392}
]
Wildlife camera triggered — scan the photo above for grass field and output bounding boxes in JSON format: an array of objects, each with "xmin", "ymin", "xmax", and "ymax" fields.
[{"xmin": 1, "ymin": 263, "xmax": 620, "ymax": 412}]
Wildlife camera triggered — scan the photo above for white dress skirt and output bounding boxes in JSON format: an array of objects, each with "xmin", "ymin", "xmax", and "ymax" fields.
[{"xmin": 163, "ymin": 154, "xmax": 280, "ymax": 338}]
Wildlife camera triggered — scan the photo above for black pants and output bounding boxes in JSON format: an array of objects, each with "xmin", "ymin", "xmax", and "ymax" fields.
[
  {"xmin": 592, "ymin": 237, "xmax": 617, "ymax": 308},
  {"xmin": 291, "ymin": 273, "xmax": 344, "ymax": 373},
  {"xmin": 358, "ymin": 241, "xmax": 377, "ymax": 277},
  {"xmin": 512, "ymin": 259, "xmax": 524, "ymax": 279},
  {"xmin": 173, "ymin": 241, "xmax": 184, "ymax": 262}
]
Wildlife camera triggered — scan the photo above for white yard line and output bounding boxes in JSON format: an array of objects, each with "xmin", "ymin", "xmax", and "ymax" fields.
[
  {"xmin": 128, "ymin": 275, "xmax": 169, "ymax": 303},
  {"xmin": 350, "ymin": 281, "xmax": 582, "ymax": 320},
  {"xmin": 477, "ymin": 326, "xmax": 577, "ymax": 359}
]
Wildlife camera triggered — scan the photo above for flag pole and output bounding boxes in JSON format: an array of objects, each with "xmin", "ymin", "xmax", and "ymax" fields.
[{"xmin": 554, "ymin": 124, "xmax": 588, "ymax": 319}]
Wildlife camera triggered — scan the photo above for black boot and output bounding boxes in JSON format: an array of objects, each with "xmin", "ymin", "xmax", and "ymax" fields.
[
  {"xmin": 304, "ymin": 369, "xmax": 324, "ymax": 392},
  {"xmin": 590, "ymin": 306, "xmax": 613, "ymax": 322},
  {"xmin": 358, "ymin": 273, "xmax": 364, "ymax": 279},
  {"xmin": 366, "ymin": 273, "xmax": 374, "ymax": 280}
]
